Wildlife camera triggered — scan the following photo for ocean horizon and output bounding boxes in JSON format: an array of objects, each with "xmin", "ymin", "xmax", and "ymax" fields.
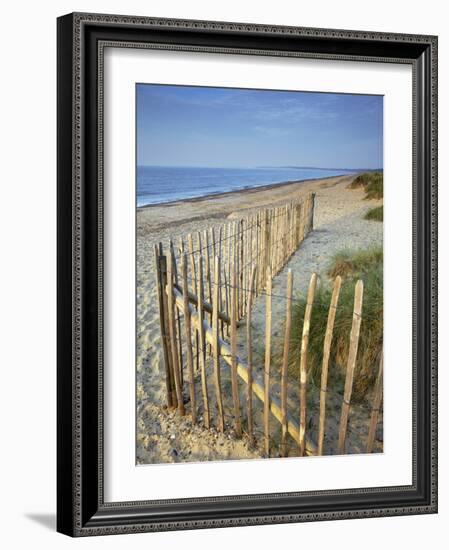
[{"xmin": 136, "ymin": 165, "xmax": 368, "ymax": 207}]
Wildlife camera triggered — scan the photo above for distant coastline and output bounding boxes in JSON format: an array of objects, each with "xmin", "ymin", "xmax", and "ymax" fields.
[
  {"xmin": 259, "ymin": 165, "xmax": 383, "ymax": 172},
  {"xmin": 137, "ymin": 173, "xmax": 357, "ymax": 209},
  {"xmin": 136, "ymin": 165, "xmax": 371, "ymax": 208}
]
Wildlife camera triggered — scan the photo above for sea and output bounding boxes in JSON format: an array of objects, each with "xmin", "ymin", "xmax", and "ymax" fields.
[{"xmin": 136, "ymin": 165, "xmax": 358, "ymax": 207}]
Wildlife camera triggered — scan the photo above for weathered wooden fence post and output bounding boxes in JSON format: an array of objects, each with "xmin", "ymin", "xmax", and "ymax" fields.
[
  {"xmin": 169, "ymin": 240, "xmax": 183, "ymax": 386},
  {"xmin": 299, "ymin": 272, "xmax": 317, "ymax": 456},
  {"xmin": 280, "ymin": 269, "xmax": 293, "ymax": 457},
  {"xmin": 181, "ymin": 253, "xmax": 197, "ymax": 423},
  {"xmin": 230, "ymin": 261, "xmax": 242, "ymax": 436},
  {"xmin": 188, "ymin": 233, "xmax": 200, "ymax": 373},
  {"xmin": 228, "ymin": 221, "xmax": 233, "ymax": 312},
  {"xmin": 310, "ymin": 192, "xmax": 316, "ymax": 231},
  {"xmin": 159, "ymin": 246, "xmax": 177, "ymax": 408},
  {"xmin": 167, "ymin": 248, "xmax": 185, "ymax": 416},
  {"xmin": 318, "ymin": 275, "xmax": 342, "ymax": 455},
  {"xmin": 154, "ymin": 244, "xmax": 174, "ymax": 408},
  {"xmin": 366, "ymin": 351, "xmax": 383, "ymax": 453},
  {"xmin": 218, "ymin": 226, "xmax": 225, "ymax": 340},
  {"xmin": 239, "ymin": 219, "xmax": 244, "ymax": 318},
  {"xmin": 197, "ymin": 256, "xmax": 210, "ymax": 428},
  {"xmin": 204, "ymin": 229, "xmax": 213, "ymax": 327},
  {"xmin": 246, "ymin": 266, "xmax": 257, "ymax": 447},
  {"xmin": 264, "ymin": 209, "xmax": 271, "ymax": 290},
  {"xmin": 338, "ymin": 279, "xmax": 364, "ymax": 454},
  {"xmin": 212, "ymin": 255, "xmax": 225, "ymax": 432},
  {"xmin": 264, "ymin": 266, "xmax": 272, "ymax": 457}
]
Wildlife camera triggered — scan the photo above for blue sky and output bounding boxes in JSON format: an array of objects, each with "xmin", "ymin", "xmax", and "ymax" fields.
[{"xmin": 136, "ymin": 84, "xmax": 383, "ymax": 169}]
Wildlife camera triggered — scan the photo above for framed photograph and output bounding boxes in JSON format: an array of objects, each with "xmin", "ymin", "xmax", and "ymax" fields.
[{"xmin": 57, "ymin": 12, "xmax": 438, "ymax": 536}]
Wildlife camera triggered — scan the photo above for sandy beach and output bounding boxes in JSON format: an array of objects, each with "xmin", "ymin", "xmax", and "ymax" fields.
[{"xmin": 136, "ymin": 174, "xmax": 383, "ymax": 464}]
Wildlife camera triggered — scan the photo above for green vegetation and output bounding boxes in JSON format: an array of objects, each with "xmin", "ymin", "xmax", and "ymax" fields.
[
  {"xmin": 327, "ymin": 247, "xmax": 383, "ymax": 279},
  {"xmin": 347, "ymin": 172, "xmax": 383, "ymax": 200},
  {"xmin": 282, "ymin": 246, "xmax": 383, "ymax": 401},
  {"xmin": 364, "ymin": 205, "xmax": 383, "ymax": 221}
]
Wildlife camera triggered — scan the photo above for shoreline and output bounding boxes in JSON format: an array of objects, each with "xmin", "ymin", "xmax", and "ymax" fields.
[
  {"xmin": 137, "ymin": 173, "xmax": 359, "ymax": 210},
  {"xmin": 137, "ymin": 174, "xmax": 360, "ymax": 233}
]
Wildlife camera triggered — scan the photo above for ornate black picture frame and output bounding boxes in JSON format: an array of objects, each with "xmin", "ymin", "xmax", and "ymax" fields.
[{"xmin": 57, "ymin": 12, "xmax": 438, "ymax": 536}]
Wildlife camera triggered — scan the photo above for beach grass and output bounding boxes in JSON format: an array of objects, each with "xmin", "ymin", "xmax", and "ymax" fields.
[
  {"xmin": 364, "ymin": 205, "xmax": 383, "ymax": 221},
  {"xmin": 283, "ymin": 246, "xmax": 383, "ymax": 401},
  {"xmin": 327, "ymin": 246, "xmax": 383, "ymax": 278},
  {"xmin": 348, "ymin": 172, "xmax": 383, "ymax": 200}
]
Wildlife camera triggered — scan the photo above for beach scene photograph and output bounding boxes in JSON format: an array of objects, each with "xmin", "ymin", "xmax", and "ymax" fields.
[{"xmin": 136, "ymin": 84, "xmax": 384, "ymax": 465}]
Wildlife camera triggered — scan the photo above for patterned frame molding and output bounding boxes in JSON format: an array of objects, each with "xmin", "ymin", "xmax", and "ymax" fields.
[{"xmin": 57, "ymin": 12, "xmax": 437, "ymax": 537}]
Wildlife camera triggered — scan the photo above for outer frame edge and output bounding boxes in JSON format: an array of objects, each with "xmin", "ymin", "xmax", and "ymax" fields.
[
  {"xmin": 58, "ymin": 12, "xmax": 438, "ymax": 537},
  {"xmin": 56, "ymin": 12, "xmax": 76, "ymax": 538}
]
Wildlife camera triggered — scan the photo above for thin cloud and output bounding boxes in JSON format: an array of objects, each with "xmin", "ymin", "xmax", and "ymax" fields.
[{"xmin": 137, "ymin": 84, "xmax": 383, "ymax": 168}]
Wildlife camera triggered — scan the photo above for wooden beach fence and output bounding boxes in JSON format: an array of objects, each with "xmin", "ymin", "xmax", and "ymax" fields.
[
  {"xmin": 153, "ymin": 192, "xmax": 383, "ymax": 457},
  {"xmin": 337, "ymin": 279, "xmax": 364, "ymax": 454},
  {"xmin": 298, "ymin": 272, "xmax": 317, "ymax": 456},
  {"xmin": 317, "ymin": 275, "xmax": 342, "ymax": 455},
  {"xmin": 366, "ymin": 352, "xmax": 383, "ymax": 453},
  {"xmin": 280, "ymin": 269, "xmax": 293, "ymax": 457}
]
